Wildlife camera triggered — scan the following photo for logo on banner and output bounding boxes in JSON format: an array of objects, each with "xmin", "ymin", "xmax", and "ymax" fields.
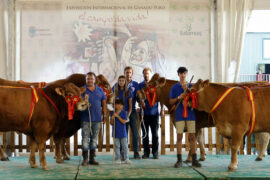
[{"xmin": 180, "ymin": 24, "xmax": 202, "ymax": 36}]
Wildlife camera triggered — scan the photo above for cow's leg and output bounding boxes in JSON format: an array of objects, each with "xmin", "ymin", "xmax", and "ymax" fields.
[
  {"xmin": 255, "ymin": 132, "xmax": 269, "ymax": 161},
  {"xmin": 196, "ymin": 129, "xmax": 206, "ymax": 161},
  {"xmin": 62, "ymin": 139, "xmax": 70, "ymax": 160},
  {"xmin": 29, "ymin": 140, "xmax": 38, "ymax": 168},
  {"xmin": 0, "ymin": 146, "xmax": 9, "ymax": 161},
  {"xmin": 228, "ymin": 133, "xmax": 242, "ymax": 171},
  {"xmin": 37, "ymin": 142, "xmax": 48, "ymax": 170},
  {"xmin": 54, "ymin": 137, "xmax": 64, "ymax": 163}
]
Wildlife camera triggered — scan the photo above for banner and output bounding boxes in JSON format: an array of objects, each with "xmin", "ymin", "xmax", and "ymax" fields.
[{"xmin": 20, "ymin": 0, "xmax": 210, "ymax": 83}]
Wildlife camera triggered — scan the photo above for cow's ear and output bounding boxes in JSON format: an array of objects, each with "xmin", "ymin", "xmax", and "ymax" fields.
[
  {"xmin": 97, "ymin": 74, "xmax": 106, "ymax": 83},
  {"xmin": 55, "ymin": 87, "xmax": 64, "ymax": 96},
  {"xmin": 197, "ymin": 79, "xmax": 203, "ymax": 84},
  {"xmin": 149, "ymin": 73, "xmax": 160, "ymax": 84},
  {"xmin": 203, "ymin": 80, "xmax": 210, "ymax": 87},
  {"xmin": 156, "ymin": 77, "xmax": 166, "ymax": 87},
  {"xmin": 80, "ymin": 87, "xmax": 86, "ymax": 94}
]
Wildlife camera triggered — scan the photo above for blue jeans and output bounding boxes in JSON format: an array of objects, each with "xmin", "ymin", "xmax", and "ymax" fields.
[
  {"xmin": 115, "ymin": 137, "xmax": 128, "ymax": 160},
  {"xmin": 126, "ymin": 112, "xmax": 139, "ymax": 153},
  {"xmin": 81, "ymin": 121, "xmax": 101, "ymax": 151}
]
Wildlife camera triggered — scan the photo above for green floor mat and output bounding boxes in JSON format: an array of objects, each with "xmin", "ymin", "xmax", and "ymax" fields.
[{"xmin": 1, "ymin": 154, "xmax": 270, "ymax": 179}]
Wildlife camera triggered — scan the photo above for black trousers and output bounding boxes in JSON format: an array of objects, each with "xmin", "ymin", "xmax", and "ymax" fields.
[{"xmin": 141, "ymin": 114, "xmax": 159, "ymax": 156}]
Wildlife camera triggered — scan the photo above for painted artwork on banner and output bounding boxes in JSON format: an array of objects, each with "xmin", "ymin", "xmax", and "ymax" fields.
[
  {"xmin": 20, "ymin": 0, "xmax": 210, "ymax": 83},
  {"xmin": 62, "ymin": 0, "xmax": 169, "ymax": 83}
]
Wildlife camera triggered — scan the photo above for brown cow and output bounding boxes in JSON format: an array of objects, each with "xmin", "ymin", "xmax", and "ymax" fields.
[
  {"xmin": 0, "ymin": 78, "xmax": 47, "ymax": 161},
  {"xmin": 188, "ymin": 79, "xmax": 270, "ymax": 171},
  {"xmin": 0, "ymin": 74, "xmax": 113, "ymax": 164},
  {"xmin": 137, "ymin": 74, "xmax": 270, "ymax": 163},
  {"xmin": 0, "ymin": 80, "xmax": 87, "ymax": 170}
]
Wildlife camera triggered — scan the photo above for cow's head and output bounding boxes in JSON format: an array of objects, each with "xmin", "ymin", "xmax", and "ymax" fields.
[
  {"xmin": 96, "ymin": 74, "xmax": 114, "ymax": 104},
  {"xmin": 55, "ymin": 83, "xmax": 88, "ymax": 119},
  {"xmin": 183, "ymin": 79, "xmax": 210, "ymax": 111},
  {"xmin": 190, "ymin": 79, "xmax": 209, "ymax": 92},
  {"xmin": 137, "ymin": 73, "xmax": 166, "ymax": 105}
]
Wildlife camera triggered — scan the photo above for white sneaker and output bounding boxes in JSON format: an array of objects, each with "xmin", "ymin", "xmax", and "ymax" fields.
[
  {"xmin": 125, "ymin": 159, "xmax": 131, "ymax": 164},
  {"xmin": 116, "ymin": 159, "xmax": 121, "ymax": 164}
]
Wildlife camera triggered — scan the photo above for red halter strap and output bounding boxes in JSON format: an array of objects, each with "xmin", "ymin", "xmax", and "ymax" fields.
[{"xmin": 65, "ymin": 95, "xmax": 81, "ymax": 120}]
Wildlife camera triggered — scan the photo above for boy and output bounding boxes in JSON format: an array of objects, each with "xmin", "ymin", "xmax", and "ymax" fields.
[
  {"xmin": 169, "ymin": 67, "xmax": 201, "ymax": 168},
  {"xmin": 111, "ymin": 99, "xmax": 131, "ymax": 164}
]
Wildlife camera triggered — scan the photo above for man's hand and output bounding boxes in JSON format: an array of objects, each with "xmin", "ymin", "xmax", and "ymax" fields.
[
  {"xmin": 178, "ymin": 93, "xmax": 185, "ymax": 100},
  {"xmin": 110, "ymin": 119, "xmax": 114, "ymax": 125},
  {"xmin": 160, "ymin": 109, "xmax": 164, "ymax": 117},
  {"xmin": 102, "ymin": 115, "xmax": 106, "ymax": 124},
  {"xmin": 128, "ymin": 112, "xmax": 131, "ymax": 118},
  {"xmin": 139, "ymin": 100, "xmax": 145, "ymax": 108}
]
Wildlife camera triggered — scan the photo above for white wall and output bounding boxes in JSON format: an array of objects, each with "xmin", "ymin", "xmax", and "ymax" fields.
[
  {"xmin": 0, "ymin": 1, "xmax": 7, "ymax": 78},
  {"xmin": 254, "ymin": 0, "xmax": 270, "ymax": 10}
]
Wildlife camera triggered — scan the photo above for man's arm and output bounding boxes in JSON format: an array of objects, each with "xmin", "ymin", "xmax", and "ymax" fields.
[
  {"xmin": 128, "ymin": 98, "xmax": 132, "ymax": 117},
  {"xmin": 169, "ymin": 93, "xmax": 185, "ymax": 105}
]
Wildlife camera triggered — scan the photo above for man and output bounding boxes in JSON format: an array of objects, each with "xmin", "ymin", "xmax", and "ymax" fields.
[
  {"xmin": 169, "ymin": 67, "xmax": 201, "ymax": 168},
  {"xmin": 80, "ymin": 72, "xmax": 107, "ymax": 166},
  {"xmin": 139, "ymin": 67, "xmax": 164, "ymax": 159},
  {"xmin": 124, "ymin": 66, "xmax": 141, "ymax": 159}
]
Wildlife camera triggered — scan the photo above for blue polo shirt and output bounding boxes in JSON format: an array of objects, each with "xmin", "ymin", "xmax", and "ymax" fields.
[
  {"xmin": 169, "ymin": 82, "xmax": 196, "ymax": 121},
  {"xmin": 80, "ymin": 85, "xmax": 106, "ymax": 122},
  {"xmin": 112, "ymin": 85, "xmax": 132, "ymax": 112},
  {"xmin": 111, "ymin": 110, "xmax": 128, "ymax": 138},
  {"xmin": 138, "ymin": 81, "xmax": 159, "ymax": 116},
  {"xmin": 127, "ymin": 80, "xmax": 139, "ymax": 113}
]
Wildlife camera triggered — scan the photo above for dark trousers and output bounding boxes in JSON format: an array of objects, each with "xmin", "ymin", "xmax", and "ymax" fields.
[
  {"xmin": 125, "ymin": 112, "xmax": 140, "ymax": 153},
  {"xmin": 141, "ymin": 114, "xmax": 159, "ymax": 156}
]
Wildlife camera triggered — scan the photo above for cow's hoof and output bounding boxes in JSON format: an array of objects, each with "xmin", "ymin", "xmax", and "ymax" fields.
[
  {"xmin": 199, "ymin": 157, "xmax": 205, "ymax": 161},
  {"xmin": 184, "ymin": 159, "xmax": 192, "ymax": 163},
  {"xmin": 1, "ymin": 157, "xmax": 9, "ymax": 161},
  {"xmin": 228, "ymin": 166, "xmax": 237, "ymax": 172},
  {"xmin": 56, "ymin": 158, "xmax": 64, "ymax": 163},
  {"xmin": 30, "ymin": 164, "xmax": 38, "ymax": 168},
  {"xmin": 63, "ymin": 156, "xmax": 70, "ymax": 160},
  {"xmin": 42, "ymin": 166, "xmax": 49, "ymax": 170},
  {"xmin": 255, "ymin": 157, "xmax": 263, "ymax": 161}
]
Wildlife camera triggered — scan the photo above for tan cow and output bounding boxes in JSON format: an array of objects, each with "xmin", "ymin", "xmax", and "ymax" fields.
[
  {"xmin": 137, "ymin": 74, "xmax": 270, "ymax": 163},
  {"xmin": 189, "ymin": 79, "xmax": 270, "ymax": 171}
]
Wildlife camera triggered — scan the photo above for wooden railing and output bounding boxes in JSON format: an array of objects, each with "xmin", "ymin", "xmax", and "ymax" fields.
[{"xmin": 0, "ymin": 111, "xmax": 262, "ymax": 156}]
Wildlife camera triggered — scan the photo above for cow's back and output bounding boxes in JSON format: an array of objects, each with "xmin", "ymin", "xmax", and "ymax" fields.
[{"xmin": 0, "ymin": 87, "xmax": 58, "ymax": 135}]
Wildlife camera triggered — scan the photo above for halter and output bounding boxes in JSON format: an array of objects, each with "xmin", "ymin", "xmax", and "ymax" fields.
[
  {"xmin": 65, "ymin": 95, "xmax": 81, "ymax": 120},
  {"xmin": 144, "ymin": 85, "xmax": 157, "ymax": 107},
  {"xmin": 182, "ymin": 89, "xmax": 198, "ymax": 118}
]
